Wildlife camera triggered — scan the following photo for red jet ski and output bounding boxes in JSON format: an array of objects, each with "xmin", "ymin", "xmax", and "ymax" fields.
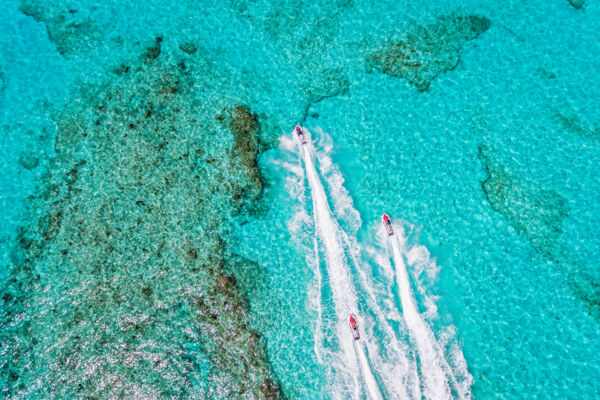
[
  {"xmin": 295, "ymin": 125, "xmax": 307, "ymax": 145},
  {"xmin": 349, "ymin": 314, "xmax": 360, "ymax": 340},
  {"xmin": 382, "ymin": 214, "xmax": 394, "ymax": 236}
]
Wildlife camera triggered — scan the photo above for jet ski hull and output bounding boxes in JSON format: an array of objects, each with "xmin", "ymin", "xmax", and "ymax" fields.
[
  {"xmin": 382, "ymin": 214, "xmax": 394, "ymax": 236},
  {"xmin": 297, "ymin": 133, "xmax": 307, "ymax": 145},
  {"xmin": 384, "ymin": 224, "xmax": 394, "ymax": 236},
  {"xmin": 295, "ymin": 126, "xmax": 307, "ymax": 145},
  {"xmin": 349, "ymin": 314, "xmax": 360, "ymax": 340}
]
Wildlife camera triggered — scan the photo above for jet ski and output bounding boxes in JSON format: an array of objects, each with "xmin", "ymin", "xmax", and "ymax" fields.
[
  {"xmin": 349, "ymin": 314, "xmax": 360, "ymax": 340},
  {"xmin": 295, "ymin": 125, "xmax": 307, "ymax": 145},
  {"xmin": 382, "ymin": 214, "xmax": 394, "ymax": 236}
]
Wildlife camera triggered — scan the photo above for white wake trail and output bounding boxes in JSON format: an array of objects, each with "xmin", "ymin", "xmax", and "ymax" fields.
[
  {"xmin": 311, "ymin": 132, "xmax": 415, "ymax": 399},
  {"xmin": 389, "ymin": 228, "xmax": 453, "ymax": 400},
  {"xmin": 342, "ymin": 228, "xmax": 419, "ymax": 400},
  {"xmin": 301, "ymin": 143, "xmax": 383, "ymax": 400}
]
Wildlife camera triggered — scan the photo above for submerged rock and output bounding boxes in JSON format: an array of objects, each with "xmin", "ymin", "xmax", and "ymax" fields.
[
  {"xmin": 305, "ymin": 67, "xmax": 349, "ymax": 104},
  {"xmin": 551, "ymin": 106, "xmax": 600, "ymax": 139},
  {"xmin": 478, "ymin": 144, "xmax": 569, "ymax": 258},
  {"xmin": 19, "ymin": 0, "xmax": 102, "ymax": 58},
  {"xmin": 179, "ymin": 42, "xmax": 198, "ymax": 54},
  {"xmin": 367, "ymin": 14, "xmax": 491, "ymax": 91},
  {"xmin": 568, "ymin": 0, "xmax": 584, "ymax": 9},
  {"xmin": 221, "ymin": 105, "xmax": 267, "ymax": 211},
  {"xmin": 1, "ymin": 39, "xmax": 282, "ymax": 398},
  {"xmin": 18, "ymin": 151, "xmax": 39, "ymax": 170}
]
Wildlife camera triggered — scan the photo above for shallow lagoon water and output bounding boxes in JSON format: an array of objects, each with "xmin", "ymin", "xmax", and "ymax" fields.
[{"xmin": 1, "ymin": 0, "xmax": 600, "ymax": 398}]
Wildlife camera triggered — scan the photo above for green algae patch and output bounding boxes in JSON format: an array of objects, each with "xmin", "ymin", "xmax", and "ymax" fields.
[
  {"xmin": 368, "ymin": 14, "xmax": 491, "ymax": 91},
  {"xmin": 478, "ymin": 145, "xmax": 569, "ymax": 258},
  {"xmin": 1, "ymin": 39, "xmax": 282, "ymax": 399}
]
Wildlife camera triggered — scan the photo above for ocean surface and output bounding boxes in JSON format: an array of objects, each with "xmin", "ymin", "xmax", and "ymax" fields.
[{"xmin": 1, "ymin": 0, "xmax": 599, "ymax": 398}]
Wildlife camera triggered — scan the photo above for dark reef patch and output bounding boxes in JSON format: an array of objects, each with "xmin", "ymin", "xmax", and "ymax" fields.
[
  {"xmin": 261, "ymin": 0, "xmax": 353, "ymax": 39},
  {"xmin": 478, "ymin": 144, "xmax": 569, "ymax": 258},
  {"xmin": 538, "ymin": 67, "xmax": 557, "ymax": 80},
  {"xmin": 367, "ymin": 14, "xmax": 491, "ymax": 91},
  {"xmin": 0, "ymin": 69, "xmax": 5, "ymax": 94},
  {"xmin": 17, "ymin": 151, "xmax": 39, "ymax": 170},
  {"xmin": 305, "ymin": 67, "xmax": 349, "ymax": 104},
  {"xmin": 568, "ymin": 0, "xmax": 585, "ymax": 9},
  {"xmin": 1, "ymin": 37, "xmax": 282, "ymax": 398},
  {"xmin": 179, "ymin": 42, "xmax": 198, "ymax": 55},
  {"xmin": 19, "ymin": 0, "xmax": 102, "ymax": 58},
  {"xmin": 219, "ymin": 105, "xmax": 268, "ymax": 212},
  {"xmin": 300, "ymin": 68, "xmax": 349, "ymax": 124},
  {"xmin": 144, "ymin": 36, "xmax": 163, "ymax": 61},
  {"xmin": 477, "ymin": 145, "xmax": 600, "ymax": 319},
  {"xmin": 569, "ymin": 269, "xmax": 600, "ymax": 321},
  {"xmin": 551, "ymin": 106, "xmax": 600, "ymax": 139}
]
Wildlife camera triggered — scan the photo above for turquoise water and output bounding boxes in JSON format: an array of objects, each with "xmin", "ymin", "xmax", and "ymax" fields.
[{"xmin": 1, "ymin": 0, "xmax": 600, "ymax": 398}]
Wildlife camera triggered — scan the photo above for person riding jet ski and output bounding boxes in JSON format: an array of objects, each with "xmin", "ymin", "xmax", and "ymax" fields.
[
  {"xmin": 382, "ymin": 214, "xmax": 394, "ymax": 235},
  {"xmin": 349, "ymin": 314, "xmax": 360, "ymax": 340},
  {"xmin": 295, "ymin": 126, "xmax": 307, "ymax": 145}
]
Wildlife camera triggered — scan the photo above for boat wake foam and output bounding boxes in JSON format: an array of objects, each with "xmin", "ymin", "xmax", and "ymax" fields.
[
  {"xmin": 380, "ymin": 221, "xmax": 473, "ymax": 400},
  {"xmin": 280, "ymin": 128, "xmax": 471, "ymax": 399}
]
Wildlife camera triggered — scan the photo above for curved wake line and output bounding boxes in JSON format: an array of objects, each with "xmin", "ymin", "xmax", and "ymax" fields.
[{"xmin": 301, "ymin": 143, "xmax": 383, "ymax": 400}]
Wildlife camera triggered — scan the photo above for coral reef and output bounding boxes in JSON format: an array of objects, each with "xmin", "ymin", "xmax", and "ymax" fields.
[
  {"xmin": 179, "ymin": 42, "xmax": 198, "ymax": 55},
  {"xmin": 19, "ymin": 0, "xmax": 101, "ymax": 57},
  {"xmin": 143, "ymin": 36, "xmax": 163, "ymax": 61},
  {"xmin": 568, "ymin": 0, "xmax": 585, "ymax": 9},
  {"xmin": 478, "ymin": 144, "xmax": 569, "ymax": 258},
  {"xmin": 17, "ymin": 151, "xmax": 39, "ymax": 170},
  {"xmin": 568, "ymin": 266, "xmax": 600, "ymax": 321},
  {"xmin": 299, "ymin": 67, "xmax": 349, "ymax": 123},
  {"xmin": 479, "ymin": 147, "xmax": 600, "ymax": 323},
  {"xmin": 0, "ymin": 37, "xmax": 282, "ymax": 398},
  {"xmin": 305, "ymin": 67, "xmax": 349, "ymax": 104},
  {"xmin": 219, "ymin": 105, "xmax": 267, "ymax": 212},
  {"xmin": 551, "ymin": 106, "xmax": 600, "ymax": 139},
  {"xmin": 367, "ymin": 14, "xmax": 491, "ymax": 91},
  {"xmin": 537, "ymin": 67, "xmax": 557, "ymax": 80}
]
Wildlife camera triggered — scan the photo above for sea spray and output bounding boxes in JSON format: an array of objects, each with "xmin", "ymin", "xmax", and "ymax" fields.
[
  {"xmin": 313, "ymin": 129, "xmax": 417, "ymax": 400},
  {"xmin": 282, "ymin": 128, "xmax": 472, "ymax": 399},
  {"xmin": 301, "ymin": 141, "xmax": 376, "ymax": 399},
  {"xmin": 385, "ymin": 222, "xmax": 472, "ymax": 400},
  {"xmin": 390, "ymin": 229, "xmax": 452, "ymax": 399},
  {"xmin": 287, "ymin": 130, "xmax": 403, "ymax": 399}
]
